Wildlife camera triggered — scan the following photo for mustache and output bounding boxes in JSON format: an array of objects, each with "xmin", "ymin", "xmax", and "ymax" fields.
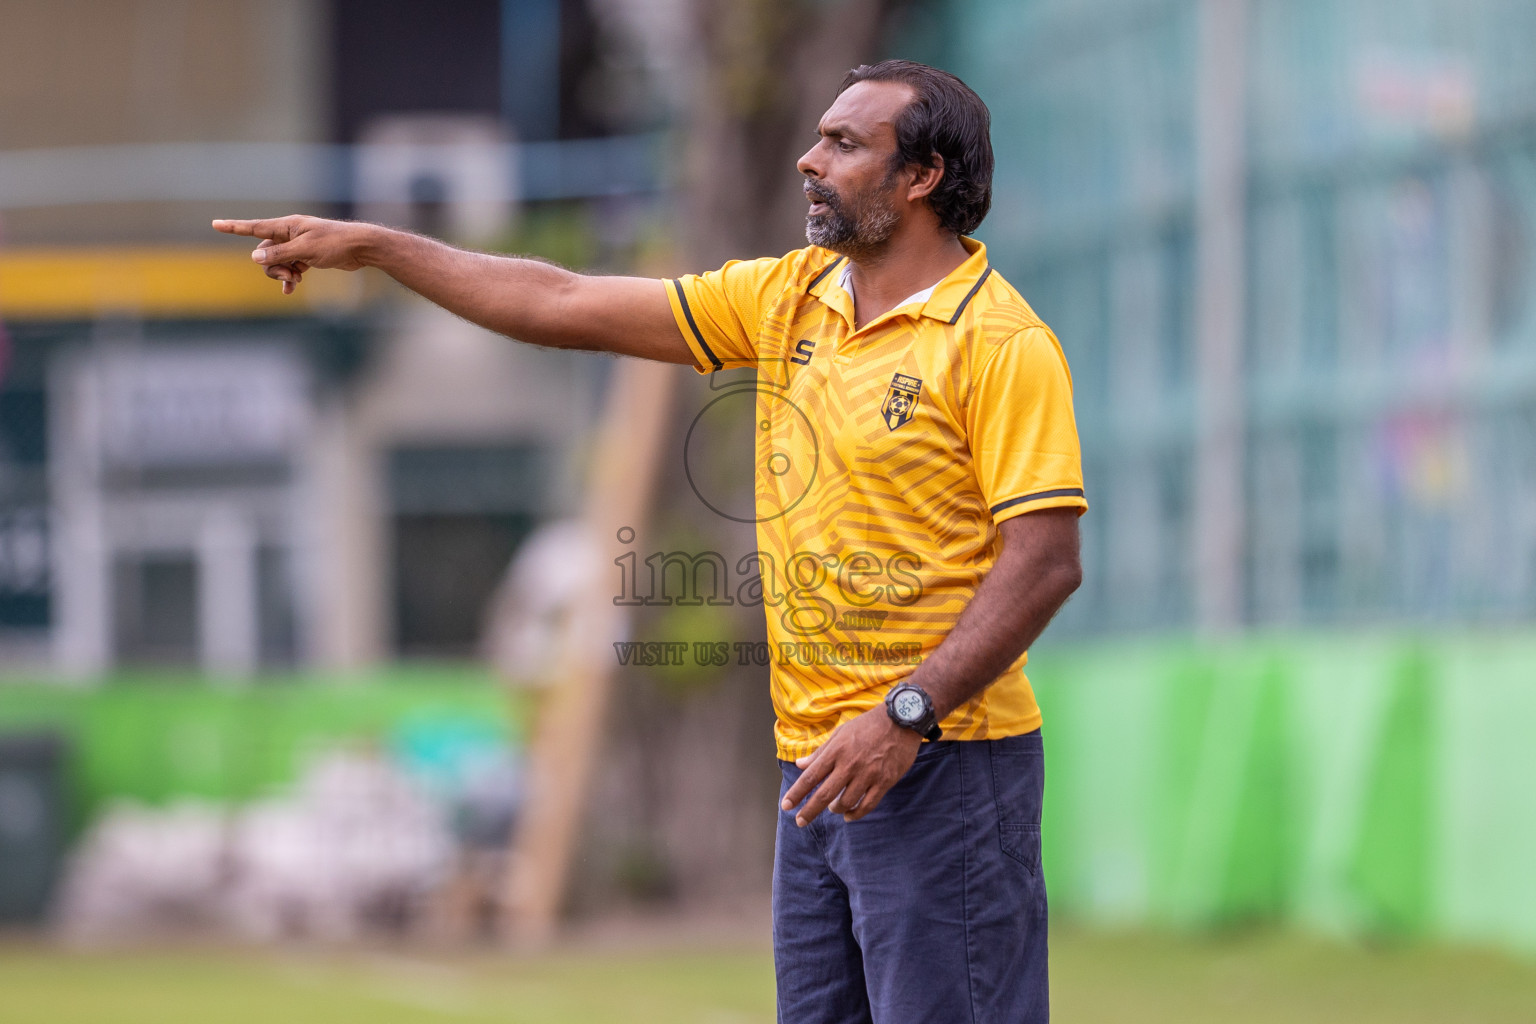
[{"xmin": 803, "ymin": 179, "xmax": 841, "ymax": 208}]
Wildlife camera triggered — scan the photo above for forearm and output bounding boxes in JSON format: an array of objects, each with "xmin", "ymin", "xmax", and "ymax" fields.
[
  {"xmin": 779, "ymin": 512, "xmax": 1080, "ymax": 825},
  {"xmin": 214, "ymin": 216, "xmax": 691, "ymax": 363},
  {"xmin": 907, "ymin": 511, "xmax": 1082, "ymax": 721},
  {"xmin": 361, "ymin": 228, "xmax": 632, "ymax": 349},
  {"xmin": 357, "ymin": 226, "xmax": 689, "ymax": 361}
]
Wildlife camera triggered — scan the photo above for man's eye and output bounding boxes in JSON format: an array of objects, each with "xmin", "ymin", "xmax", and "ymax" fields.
[{"xmin": 837, "ymin": 141, "xmax": 855, "ymax": 153}]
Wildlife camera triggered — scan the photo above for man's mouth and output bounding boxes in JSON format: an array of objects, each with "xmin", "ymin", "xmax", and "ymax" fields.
[{"xmin": 804, "ymin": 181, "xmax": 836, "ymax": 216}]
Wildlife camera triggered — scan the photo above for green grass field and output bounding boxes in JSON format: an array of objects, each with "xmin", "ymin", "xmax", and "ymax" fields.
[{"xmin": 4, "ymin": 927, "xmax": 1535, "ymax": 1023}]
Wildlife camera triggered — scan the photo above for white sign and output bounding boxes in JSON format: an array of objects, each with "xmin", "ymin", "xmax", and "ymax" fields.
[{"xmin": 98, "ymin": 345, "xmax": 306, "ymax": 468}]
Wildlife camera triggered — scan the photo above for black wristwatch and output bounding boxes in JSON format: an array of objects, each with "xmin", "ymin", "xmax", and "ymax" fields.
[{"xmin": 885, "ymin": 683, "xmax": 942, "ymax": 741}]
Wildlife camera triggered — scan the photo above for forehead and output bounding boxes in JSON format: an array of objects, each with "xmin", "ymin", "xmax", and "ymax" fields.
[{"xmin": 819, "ymin": 80, "xmax": 915, "ymax": 143}]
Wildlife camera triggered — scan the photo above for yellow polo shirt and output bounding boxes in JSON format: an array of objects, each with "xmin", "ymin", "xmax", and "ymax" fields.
[{"xmin": 666, "ymin": 238, "xmax": 1087, "ymax": 761}]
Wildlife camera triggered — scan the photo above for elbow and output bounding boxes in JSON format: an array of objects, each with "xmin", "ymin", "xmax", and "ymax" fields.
[
  {"xmin": 1047, "ymin": 555, "xmax": 1082, "ymax": 605},
  {"xmin": 1056, "ymin": 561, "xmax": 1081, "ymax": 601}
]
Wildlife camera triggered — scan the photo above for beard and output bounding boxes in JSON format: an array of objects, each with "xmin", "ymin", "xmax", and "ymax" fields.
[{"xmin": 804, "ymin": 171, "xmax": 900, "ymax": 260}]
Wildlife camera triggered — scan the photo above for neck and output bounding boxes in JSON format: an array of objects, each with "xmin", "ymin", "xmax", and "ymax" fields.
[{"xmin": 843, "ymin": 227, "xmax": 970, "ymax": 329}]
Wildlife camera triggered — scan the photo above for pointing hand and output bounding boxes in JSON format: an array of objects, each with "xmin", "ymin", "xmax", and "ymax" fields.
[{"xmin": 212, "ymin": 215, "xmax": 373, "ymax": 294}]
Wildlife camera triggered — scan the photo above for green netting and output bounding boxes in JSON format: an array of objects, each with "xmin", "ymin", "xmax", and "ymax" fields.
[
  {"xmin": 1435, "ymin": 636, "xmax": 1536, "ymax": 953},
  {"xmin": 1346, "ymin": 647, "xmax": 1435, "ymax": 936},
  {"xmin": 1030, "ymin": 632, "xmax": 1536, "ymax": 952}
]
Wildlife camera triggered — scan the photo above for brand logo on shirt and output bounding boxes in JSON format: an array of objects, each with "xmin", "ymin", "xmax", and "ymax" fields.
[{"xmin": 881, "ymin": 373, "xmax": 923, "ymax": 431}]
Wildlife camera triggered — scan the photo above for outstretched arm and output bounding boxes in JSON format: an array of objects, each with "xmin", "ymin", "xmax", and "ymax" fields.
[{"xmin": 212, "ymin": 216, "xmax": 694, "ymax": 365}]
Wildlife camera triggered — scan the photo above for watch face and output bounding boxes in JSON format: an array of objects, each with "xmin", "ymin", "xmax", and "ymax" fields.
[{"xmin": 893, "ymin": 689, "xmax": 925, "ymax": 723}]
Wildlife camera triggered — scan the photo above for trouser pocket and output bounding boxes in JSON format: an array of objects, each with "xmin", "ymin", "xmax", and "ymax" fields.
[
  {"xmin": 989, "ymin": 731, "xmax": 1044, "ymax": 876},
  {"xmin": 999, "ymin": 822, "xmax": 1042, "ymax": 875}
]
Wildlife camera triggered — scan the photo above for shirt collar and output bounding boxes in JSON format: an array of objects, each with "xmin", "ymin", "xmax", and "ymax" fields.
[
  {"xmin": 806, "ymin": 237, "xmax": 992, "ymax": 326},
  {"xmin": 837, "ymin": 262, "xmax": 937, "ymax": 311}
]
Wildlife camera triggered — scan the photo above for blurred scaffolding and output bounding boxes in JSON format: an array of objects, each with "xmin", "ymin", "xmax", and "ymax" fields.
[{"xmin": 958, "ymin": 0, "xmax": 1536, "ymax": 634}]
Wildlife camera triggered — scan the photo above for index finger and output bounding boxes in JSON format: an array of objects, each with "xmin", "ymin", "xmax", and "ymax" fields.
[
  {"xmin": 794, "ymin": 765, "xmax": 850, "ymax": 826},
  {"xmin": 782, "ymin": 746, "xmax": 836, "ymax": 811},
  {"xmin": 211, "ymin": 218, "xmax": 290, "ymax": 241}
]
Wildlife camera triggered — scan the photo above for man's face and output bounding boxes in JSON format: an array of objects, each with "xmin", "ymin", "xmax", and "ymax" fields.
[{"xmin": 797, "ymin": 80, "xmax": 915, "ymax": 259}]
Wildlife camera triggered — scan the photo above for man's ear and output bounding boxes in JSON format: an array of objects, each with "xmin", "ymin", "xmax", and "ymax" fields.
[{"xmin": 906, "ymin": 152, "xmax": 945, "ymax": 202}]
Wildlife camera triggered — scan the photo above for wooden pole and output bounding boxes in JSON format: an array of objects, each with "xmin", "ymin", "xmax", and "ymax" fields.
[{"xmin": 501, "ymin": 356, "xmax": 676, "ymax": 945}]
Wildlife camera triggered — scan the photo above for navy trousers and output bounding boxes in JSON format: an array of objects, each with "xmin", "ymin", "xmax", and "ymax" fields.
[{"xmin": 773, "ymin": 730, "xmax": 1049, "ymax": 1024}]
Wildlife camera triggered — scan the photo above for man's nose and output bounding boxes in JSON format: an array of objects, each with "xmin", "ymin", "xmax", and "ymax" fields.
[{"xmin": 797, "ymin": 144, "xmax": 823, "ymax": 179}]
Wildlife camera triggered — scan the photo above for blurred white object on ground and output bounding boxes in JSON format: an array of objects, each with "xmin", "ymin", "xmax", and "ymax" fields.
[{"xmin": 55, "ymin": 748, "xmax": 454, "ymax": 942}]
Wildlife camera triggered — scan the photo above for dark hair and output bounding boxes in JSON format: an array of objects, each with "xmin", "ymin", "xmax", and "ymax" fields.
[{"xmin": 839, "ymin": 60, "xmax": 993, "ymax": 236}]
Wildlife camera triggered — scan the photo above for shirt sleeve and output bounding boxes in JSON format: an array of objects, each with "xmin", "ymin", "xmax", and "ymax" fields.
[
  {"xmin": 966, "ymin": 325, "xmax": 1089, "ymax": 523},
  {"xmin": 665, "ymin": 254, "xmax": 798, "ymax": 374}
]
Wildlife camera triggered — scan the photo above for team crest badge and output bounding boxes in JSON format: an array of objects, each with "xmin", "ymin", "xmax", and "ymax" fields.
[{"xmin": 881, "ymin": 373, "xmax": 923, "ymax": 431}]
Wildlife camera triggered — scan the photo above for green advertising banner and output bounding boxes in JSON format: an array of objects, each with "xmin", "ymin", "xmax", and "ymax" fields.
[{"xmin": 0, "ymin": 666, "xmax": 520, "ymax": 836}]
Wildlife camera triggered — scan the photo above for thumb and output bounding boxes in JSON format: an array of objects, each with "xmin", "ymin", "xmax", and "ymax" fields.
[{"xmin": 252, "ymin": 239, "xmax": 298, "ymax": 265}]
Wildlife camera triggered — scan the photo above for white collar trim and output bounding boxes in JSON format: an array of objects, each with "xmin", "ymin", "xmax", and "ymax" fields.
[{"xmin": 838, "ymin": 263, "xmax": 937, "ymax": 312}]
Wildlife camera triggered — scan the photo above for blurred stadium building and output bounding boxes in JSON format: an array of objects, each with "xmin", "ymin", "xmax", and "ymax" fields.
[
  {"xmin": 0, "ymin": 0, "xmax": 648, "ymax": 674},
  {"xmin": 0, "ymin": 0, "xmax": 659, "ymax": 934}
]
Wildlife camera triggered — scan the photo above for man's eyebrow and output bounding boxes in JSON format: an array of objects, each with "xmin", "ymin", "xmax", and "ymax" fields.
[{"xmin": 819, "ymin": 122, "xmax": 868, "ymax": 142}]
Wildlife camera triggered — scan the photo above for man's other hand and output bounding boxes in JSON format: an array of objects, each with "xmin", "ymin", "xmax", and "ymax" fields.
[
  {"xmin": 212, "ymin": 215, "xmax": 374, "ymax": 294},
  {"xmin": 781, "ymin": 706, "xmax": 923, "ymax": 826}
]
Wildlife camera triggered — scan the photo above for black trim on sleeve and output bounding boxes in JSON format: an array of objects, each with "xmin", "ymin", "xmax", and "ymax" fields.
[
  {"xmin": 672, "ymin": 279, "xmax": 723, "ymax": 371},
  {"xmin": 806, "ymin": 256, "xmax": 845, "ymax": 292},
  {"xmin": 989, "ymin": 487, "xmax": 1085, "ymax": 515},
  {"xmin": 948, "ymin": 265, "xmax": 994, "ymax": 324}
]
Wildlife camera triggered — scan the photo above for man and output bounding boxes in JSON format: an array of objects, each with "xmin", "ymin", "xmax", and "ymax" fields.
[{"xmin": 217, "ymin": 59, "xmax": 1084, "ymax": 1022}]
